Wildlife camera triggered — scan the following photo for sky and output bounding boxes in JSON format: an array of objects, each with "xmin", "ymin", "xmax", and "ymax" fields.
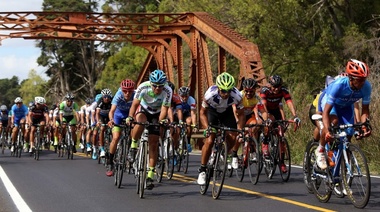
[{"xmin": 0, "ymin": 0, "xmax": 46, "ymax": 81}]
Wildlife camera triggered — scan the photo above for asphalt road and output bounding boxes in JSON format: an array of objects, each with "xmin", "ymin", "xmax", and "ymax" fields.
[{"xmin": 1, "ymin": 148, "xmax": 380, "ymax": 212}]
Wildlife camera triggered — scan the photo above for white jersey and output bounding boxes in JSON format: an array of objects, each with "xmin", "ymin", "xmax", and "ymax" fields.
[
  {"xmin": 86, "ymin": 101, "xmax": 98, "ymax": 125},
  {"xmin": 202, "ymin": 85, "xmax": 243, "ymax": 113}
]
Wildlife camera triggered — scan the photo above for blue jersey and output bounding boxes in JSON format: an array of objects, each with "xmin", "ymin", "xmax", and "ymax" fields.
[
  {"xmin": 322, "ymin": 77, "xmax": 371, "ymax": 108},
  {"xmin": 111, "ymin": 88, "xmax": 134, "ymax": 113},
  {"xmin": 0, "ymin": 110, "xmax": 9, "ymax": 121},
  {"xmin": 11, "ymin": 104, "xmax": 29, "ymax": 119}
]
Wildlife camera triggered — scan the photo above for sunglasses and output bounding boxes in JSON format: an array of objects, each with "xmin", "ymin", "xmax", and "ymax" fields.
[
  {"xmin": 220, "ymin": 89, "xmax": 232, "ymax": 93},
  {"xmin": 245, "ymin": 89, "xmax": 255, "ymax": 94},
  {"xmin": 350, "ymin": 77, "xmax": 366, "ymax": 83},
  {"xmin": 122, "ymin": 89, "xmax": 134, "ymax": 93},
  {"xmin": 103, "ymin": 95, "xmax": 112, "ymax": 99},
  {"xmin": 151, "ymin": 83, "xmax": 164, "ymax": 88}
]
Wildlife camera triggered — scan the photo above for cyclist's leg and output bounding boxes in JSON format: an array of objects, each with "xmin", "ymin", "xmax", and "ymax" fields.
[
  {"xmin": 185, "ymin": 116, "xmax": 193, "ymax": 152},
  {"xmin": 129, "ymin": 110, "xmax": 146, "ymax": 152}
]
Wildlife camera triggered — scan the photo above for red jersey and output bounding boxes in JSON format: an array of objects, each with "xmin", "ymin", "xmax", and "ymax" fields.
[
  {"xmin": 171, "ymin": 94, "xmax": 182, "ymax": 110},
  {"xmin": 259, "ymin": 86, "xmax": 293, "ymax": 110}
]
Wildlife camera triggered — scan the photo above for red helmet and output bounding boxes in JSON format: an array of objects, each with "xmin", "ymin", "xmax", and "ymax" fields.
[
  {"xmin": 346, "ymin": 59, "xmax": 369, "ymax": 78},
  {"xmin": 120, "ymin": 79, "xmax": 135, "ymax": 90}
]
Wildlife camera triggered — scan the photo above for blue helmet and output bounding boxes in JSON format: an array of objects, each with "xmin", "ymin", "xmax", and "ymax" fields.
[{"xmin": 149, "ymin": 69, "xmax": 167, "ymax": 84}]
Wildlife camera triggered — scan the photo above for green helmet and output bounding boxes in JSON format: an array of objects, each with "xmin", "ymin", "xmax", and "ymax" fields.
[{"xmin": 216, "ymin": 72, "xmax": 235, "ymax": 90}]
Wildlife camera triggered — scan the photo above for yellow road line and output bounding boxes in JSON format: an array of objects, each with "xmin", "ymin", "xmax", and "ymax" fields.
[{"xmin": 172, "ymin": 173, "xmax": 336, "ymax": 212}]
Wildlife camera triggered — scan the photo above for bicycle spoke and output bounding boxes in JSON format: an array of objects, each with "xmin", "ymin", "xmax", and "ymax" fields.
[{"xmin": 212, "ymin": 141, "xmax": 227, "ymax": 199}]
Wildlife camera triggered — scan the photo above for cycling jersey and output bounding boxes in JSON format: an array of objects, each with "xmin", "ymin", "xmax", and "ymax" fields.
[
  {"xmin": 97, "ymin": 99, "xmax": 112, "ymax": 117},
  {"xmin": 11, "ymin": 104, "xmax": 28, "ymax": 119},
  {"xmin": 202, "ymin": 85, "xmax": 243, "ymax": 113},
  {"xmin": 240, "ymin": 90, "xmax": 260, "ymax": 116},
  {"xmin": 111, "ymin": 88, "xmax": 134, "ymax": 125},
  {"xmin": 86, "ymin": 101, "xmax": 97, "ymax": 126},
  {"xmin": 29, "ymin": 104, "xmax": 49, "ymax": 120},
  {"xmin": 59, "ymin": 101, "xmax": 80, "ymax": 117},
  {"xmin": 180, "ymin": 96, "xmax": 196, "ymax": 117},
  {"xmin": 0, "ymin": 110, "xmax": 9, "ymax": 121},
  {"xmin": 260, "ymin": 86, "xmax": 293, "ymax": 110},
  {"xmin": 171, "ymin": 94, "xmax": 182, "ymax": 110},
  {"xmin": 134, "ymin": 81, "xmax": 172, "ymax": 114},
  {"xmin": 321, "ymin": 77, "xmax": 371, "ymax": 108}
]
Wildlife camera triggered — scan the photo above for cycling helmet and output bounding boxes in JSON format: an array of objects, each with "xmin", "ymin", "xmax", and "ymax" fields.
[
  {"xmin": 242, "ymin": 78, "xmax": 258, "ymax": 89},
  {"xmin": 51, "ymin": 104, "xmax": 57, "ymax": 110},
  {"xmin": 85, "ymin": 98, "xmax": 93, "ymax": 104},
  {"xmin": 0, "ymin": 105, "xmax": 7, "ymax": 111},
  {"xmin": 167, "ymin": 81, "xmax": 175, "ymax": 91},
  {"xmin": 149, "ymin": 69, "xmax": 167, "ymax": 84},
  {"xmin": 28, "ymin": 102, "xmax": 34, "ymax": 107},
  {"xmin": 101, "ymin": 88, "xmax": 112, "ymax": 97},
  {"xmin": 65, "ymin": 92, "xmax": 74, "ymax": 100},
  {"xmin": 346, "ymin": 59, "xmax": 369, "ymax": 78},
  {"xmin": 95, "ymin": 94, "xmax": 102, "ymax": 102},
  {"xmin": 120, "ymin": 79, "xmax": 135, "ymax": 90},
  {"xmin": 35, "ymin": 96, "xmax": 46, "ymax": 104},
  {"xmin": 14, "ymin": 97, "xmax": 23, "ymax": 103},
  {"xmin": 178, "ymin": 86, "xmax": 190, "ymax": 96},
  {"xmin": 216, "ymin": 72, "xmax": 235, "ymax": 90},
  {"xmin": 269, "ymin": 75, "xmax": 283, "ymax": 87}
]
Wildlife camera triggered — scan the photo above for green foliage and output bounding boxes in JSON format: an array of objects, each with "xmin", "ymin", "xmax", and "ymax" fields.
[
  {"xmin": 19, "ymin": 70, "xmax": 48, "ymax": 104},
  {"xmin": 0, "ymin": 77, "xmax": 21, "ymax": 107},
  {"xmin": 96, "ymin": 44, "xmax": 148, "ymax": 92}
]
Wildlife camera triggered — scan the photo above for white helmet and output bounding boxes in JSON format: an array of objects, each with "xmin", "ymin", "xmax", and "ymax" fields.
[
  {"xmin": 35, "ymin": 96, "xmax": 46, "ymax": 104},
  {"xmin": 14, "ymin": 97, "xmax": 23, "ymax": 103},
  {"xmin": 0, "ymin": 105, "xmax": 7, "ymax": 111}
]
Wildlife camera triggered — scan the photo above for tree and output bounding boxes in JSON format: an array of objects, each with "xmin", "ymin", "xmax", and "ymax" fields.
[
  {"xmin": 0, "ymin": 76, "xmax": 20, "ymax": 107},
  {"xmin": 19, "ymin": 70, "xmax": 48, "ymax": 104}
]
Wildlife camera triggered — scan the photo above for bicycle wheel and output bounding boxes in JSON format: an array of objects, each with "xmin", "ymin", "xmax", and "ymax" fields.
[
  {"xmin": 235, "ymin": 142, "xmax": 246, "ymax": 182},
  {"xmin": 1, "ymin": 132, "xmax": 5, "ymax": 154},
  {"xmin": 176, "ymin": 136, "xmax": 184, "ymax": 172},
  {"xmin": 138, "ymin": 142, "xmax": 148, "ymax": 198},
  {"xmin": 212, "ymin": 141, "xmax": 228, "ymax": 199},
  {"xmin": 17, "ymin": 131, "xmax": 23, "ymax": 158},
  {"xmin": 182, "ymin": 136, "xmax": 189, "ymax": 174},
  {"xmin": 307, "ymin": 142, "xmax": 332, "ymax": 203},
  {"xmin": 264, "ymin": 135, "xmax": 277, "ymax": 179},
  {"xmin": 279, "ymin": 138, "xmax": 291, "ymax": 182},
  {"xmin": 200, "ymin": 165, "xmax": 212, "ymax": 195},
  {"xmin": 155, "ymin": 138, "xmax": 165, "ymax": 183},
  {"xmin": 34, "ymin": 132, "xmax": 40, "ymax": 160},
  {"xmin": 303, "ymin": 139, "xmax": 315, "ymax": 193},
  {"xmin": 342, "ymin": 143, "xmax": 371, "ymax": 209},
  {"xmin": 165, "ymin": 136, "xmax": 175, "ymax": 180},
  {"xmin": 116, "ymin": 144, "xmax": 124, "ymax": 188},
  {"xmin": 248, "ymin": 137, "xmax": 261, "ymax": 185}
]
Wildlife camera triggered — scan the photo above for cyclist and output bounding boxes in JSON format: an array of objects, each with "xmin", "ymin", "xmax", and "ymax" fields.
[
  {"xmin": 27, "ymin": 97, "xmax": 49, "ymax": 153},
  {"xmin": 23, "ymin": 101, "xmax": 34, "ymax": 152},
  {"xmin": 231, "ymin": 78, "xmax": 268, "ymax": 166},
  {"xmin": 106, "ymin": 79, "xmax": 135, "ymax": 176},
  {"xmin": 197, "ymin": 72, "xmax": 244, "ymax": 185},
  {"xmin": 178, "ymin": 86, "xmax": 198, "ymax": 152},
  {"xmin": 95, "ymin": 88, "xmax": 113, "ymax": 158},
  {"xmin": 167, "ymin": 81, "xmax": 183, "ymax": 162},
  {"xmin": 126, "ymin": 69, "xmax": 172, "ymax": 190},
  {"xmin": 86, "ymin": 94, "xmax": 102, "ymax": 159},
  {"xmin": 10, "ymin": 97, "xmax": 29, "ymax": 153},
  {"xmin": 58, "ymin": 93, "xmax": 80, "ymax": 153},
  {"xmin": 78, "ymin": 98, "xmax": 92, "ymax": 151},
  {"xmin": 315, "ymin": 59, "xmax": 371, "ymax": 170},
  {"xmin": 259, "ymin": 75, "xmax": 300, "ymax": 173},
  {"xmin": 0, "ymin": 105, "xmax": 10, "ymax": 148}
]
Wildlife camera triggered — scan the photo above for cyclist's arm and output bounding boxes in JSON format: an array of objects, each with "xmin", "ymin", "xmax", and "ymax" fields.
[
  {"xmin": 159, "ymin": 106, "xmax": 170, "ymax": 122},
  {"xmin": 95, "ymin": 108, "xmax": 101, "ymax": 125},
  {"xmin": 236, "ymin": 107, "xmax": 245, "ymax": 130},
  {"xmin": 360, "ymin": 104, "xmax": 370, "ymax": 123},
  {"xmin": 199, "ymin": 104, "xmax": 208, "ymax": 129},
  {"xmin": 128, "ymin": 99, "xmax": 140, "ymax": 118},
  {"xmin": 176, "ymin": 107, "xmax": 183, "ymax": 123},
  {"xmin": 354, "ymin": 101, "xmax": 360, "ymax": 123},
  {"xmin": 190, "ymin": 108, "xmax": 197, "ymax": 126},
  {"xmin": 109, "ymin": 104, "xmax": 116, "ymax": 123},
  {"xmin": 279, "ymin": 103, "xmax": 285, "ymax": 120},
  {"xmin": 285, "ymin": 100, "xmax": 297, "ymax": 118},
  {"xmin": 167, "ymin": 107, "xmax": 174, "ymax": 123}
]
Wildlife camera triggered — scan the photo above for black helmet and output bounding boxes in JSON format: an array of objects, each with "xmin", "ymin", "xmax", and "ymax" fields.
[
  {"xmin": 269, "ymin": 75, "xmax": 283, "ymax": 87},
  {"xmin": 85, "ymin": 98, "xmax": 93, "ymax": 104},
  {"xmin": 167, "ymin": 81, "xmax": 175, "ymax": 91},
  {"xmin": 242, "ymin": 78, "xmax": 258, "ymax": 89}
]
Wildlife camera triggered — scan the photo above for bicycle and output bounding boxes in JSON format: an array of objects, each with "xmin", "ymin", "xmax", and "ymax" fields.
[
  {"xmin": 98, "ymin": 124, "xmax": 112, "ymax": 166},
  {"xmin": 32, "ymin": 124, "xmax": 44, "ymax": 160},
  {"xmin": 11, "ymin": 125, "xmax": 24, "ymax": 158},
  {"xmin": 59, "ymin": 122, "xmax": 75, "ymax": 160},
  {"xmin": 259, "ymin": 119, "xmax": 295, "ymax": 182},
  {"xmin": 1, "ymin": 126, "xmax": 6, "ymax": 154},
  {"xmin": 114, "ymin": 122, "xmax": 132, "ymax": 188},
  {"xmin": 156, "ymin": 122, "xmax": 175, "ymax": 182},
  {"xmin": 176, "ymin": 122, "xmax": 189, "ymax": 174},
  {"xmin": 133, "ymin": 121, "xmax": 160, "ymax": 198},
  {"xmin": 200, "ymin": 124, "xmax": 243, "ymax": 199},
  {"xmin": 305, "ymin": 114, "xmax": 371, "ymax": 209},
  {"xmin": 233, "ymin": 124, "xmax": 264, "ymax": 184}
]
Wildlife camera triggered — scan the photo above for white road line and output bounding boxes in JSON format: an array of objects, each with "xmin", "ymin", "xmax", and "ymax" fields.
[{"xmin": 0, "ymin": 165, "xmax": 32, "ymax": 212}]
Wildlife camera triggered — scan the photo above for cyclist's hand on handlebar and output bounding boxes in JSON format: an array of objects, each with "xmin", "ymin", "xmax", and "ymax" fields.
[
  {"xmin": 108, "ymin": 120, "xmax": 114, "ymax": 128},
  {"xmin": 264, "ymin": 119, "xmax": 272, "ymax": 127},
  {"xmin": 192, "ymin": 124, "xmax": 198, "ymax": 133},
  {"xmin": 159, "ymin": 119, "xmax": 169, "ymax": 125},
  {"xmin": 203, "ymin": 126, "xmax": 216, "ymax": 138},
  {"xmin": 125, "ymin": 116, "xmax": 134, "ymax": 125},
  {"xmin": 325, "ymin": 132, "xmax": 334, "ymax": 142}
]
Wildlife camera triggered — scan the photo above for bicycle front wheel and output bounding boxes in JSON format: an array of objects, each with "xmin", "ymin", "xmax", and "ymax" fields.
[
  {"xmin": 248, "ymin": 137, "xmax": 261, "ymax": 185},
  {"xmin": 235, "ymin": 142, "xmax": 246, "ymax": 182},
  {"xmin": 264, "ymin": 135, "xmax": 278, "ymax": 179},
  {"xmin": 279, "ymin": 138, "xmax": 291, "ymax": 182},
  {"xmin": 342, "ymin": 143, "xmax": 371, "ymax": 209},
  {"xmin": 212, "ymin": 141, "xmax": 228, "ymax": 199},
  {"xmin": 165, "ymin": 137, "xmax": 175, "ymax": 180},
  {"xmin": 303, "ymin": 139, "xmax": 316, "ymax": 193},
  {"xmin": 138, "ymin": 142, "xmax": 148, "ymax": 198},
  {"xmin": 155, "ymin": 138, "xmax": 165, "ymax": 183}
]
